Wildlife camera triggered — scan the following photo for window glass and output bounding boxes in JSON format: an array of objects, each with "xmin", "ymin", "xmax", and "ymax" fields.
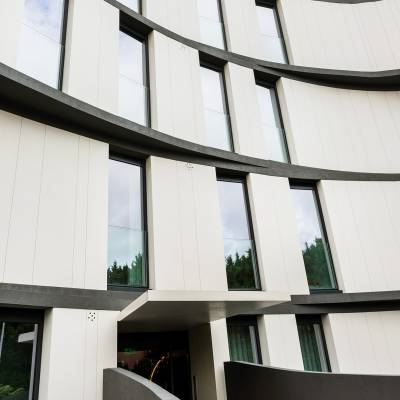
[
  {"xmin": 256, "ymin": 5, "xmax": 287, "ymax": 63},
  {"xmin": 108, "ymin": 159, "xmax": 146, "ymax": 288},
  {"xmin": 227, "ymin": 319, "xmax": 260, "ymax": 364},
  {"xmin": 291, "ymin": 186, "xmax": 337, "ymax": 290},
  {"xmin": 119, "ymin": 0, "xmax": 140, "ymax": 13},
  {"xmin": 198, "ymin": 0, "xmax": 226, "ymax": 49},
  {"xmin": 297, "ymin": 316, "xmax": 330, "ymax": 372},
  {"xmin": 0, "ymin": 322, "xmax": 38, "ymax": 399},
  {"xmin": 256, "ymin": 85, "xmax": 289, "ymax": 162},
  {"xmin": 200, "ymin": 66, "xmax": 232, "ymax": 151},
  {"xmin": 218, "ymin": 180, "xmax": 259, "ymax": 289},
  {"xmin": 17, "ymin": 0, "xmax": 65, "ymax": 88},
  {"xmin": 119, "ymin": 30, "xmax": 148, "ymax": 126}
]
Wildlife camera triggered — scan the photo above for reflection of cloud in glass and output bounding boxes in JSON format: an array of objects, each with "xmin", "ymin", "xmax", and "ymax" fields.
[
  {"xmin": 17, "ymin": 0, "xmax": 64, "ymax": 87},
  {"xmin": 291, "ymin": 188, "xmax": 324, "ymax": 251},
  {"xmin": 118, "ymin": 0, "xmax": 140, "ymax": 12}
]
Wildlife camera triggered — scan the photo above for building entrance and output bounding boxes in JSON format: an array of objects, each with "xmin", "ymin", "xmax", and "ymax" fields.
[{"xmin": 118, "ymin": 331, "xmax": 192, "ymax": 399}]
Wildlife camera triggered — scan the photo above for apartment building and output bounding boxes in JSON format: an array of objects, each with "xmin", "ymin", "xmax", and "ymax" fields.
[{"xmin": 0, "ymin": 0, "xmax": 400, "ymax": 399}]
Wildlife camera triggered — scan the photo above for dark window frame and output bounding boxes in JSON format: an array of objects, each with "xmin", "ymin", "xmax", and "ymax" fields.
[
  {"xmin": 290, "ymin": 181, "xmax": 339, "ymax": 293},
  {"xmin": 119, "ymin": 24, "xmax": 151, "ymax": 127},
  {"xmin": 217, "ymin": 176, "xmax": 261, "ymax": 291},
  {"xmin": 296, "ymin": 314, "xmax": 331, "ymax": 372},
  {"xmin": 199, "ymin": 60, "xmax": 235, "ymax": 152},
  {"xmin": 255, "ymin": 79, "xmax": 291, "ymax": 163},
  {"xmin": 255, "ymin": 0, "xmax": 289, "ymax": 64},
  {"xmin": 226, "ymin": 316, "xmax": 262, "ymax": 364},
  {"xmin": 57, "ymin": 0, "xmax": 70, "ymax": 90},
  {"xmin": 108, "ymin": 155, "xmax": 149, "ymax": 291},
  {"xmin": 0, "ymin": 308, "xmax": 44, "ymax": 400}
]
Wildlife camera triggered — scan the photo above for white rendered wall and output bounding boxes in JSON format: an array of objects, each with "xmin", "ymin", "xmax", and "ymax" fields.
[
  {"xmin": 319, "ymin": 180, "xmax": 400, "ymax": 293},
  {"xmin": 146, "ymin": 156, "xmax": 227, "ymax": 291},
  {"xmin": 247, "ymin": 174, "xmax": 309, "ymax": 295},
  {"xmin": 0, "ymin": 110, "xmax": 108, "ymax": 290},
  {"xmin": 279, "ymin": 78, "xmax": 400, "ymax": 173},
  {"xmin": 279, "ymin": 0, "xmax": 400, "ymax": 70},
  {"xmin": 257, "ymin": 314, "xmax": 304, "ymax": 370},
  {"xmin": 63, "ymin": 0, "xmax": 119, "ymax": 113},
  {"xmin": 323, "ymin": 311, "xmax": 400, "ymax": 374},
  {"xmin": 39, "ymin": 308, "xmax": 118, "ymax": 400},
  {"xmin": 149, "ymin": 31, "xmax": 206, "ymax": 144},
  {"xmin": 144, "ymin": 0, "xmax": 200, "ymax": 42}
]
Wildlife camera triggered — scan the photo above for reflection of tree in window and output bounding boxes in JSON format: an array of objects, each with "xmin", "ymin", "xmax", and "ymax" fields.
[
  {"xmin": 225, "ymin": 250, "xmax": 256, "ymax": 289},
  {"xmin": 108, "ymin": 253, "xmax": 144, "ymax": 287}
]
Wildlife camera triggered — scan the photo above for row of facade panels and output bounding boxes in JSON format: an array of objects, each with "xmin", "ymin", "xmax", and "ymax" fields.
[{"xmin": 1, "ymin": 0, "xmax": 400, "ymax": 174}]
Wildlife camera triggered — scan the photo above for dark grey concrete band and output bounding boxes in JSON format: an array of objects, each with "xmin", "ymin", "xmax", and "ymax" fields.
[
  {"xmin": 1, "ymin": 63, "xmax": 400, "ymax": 182},
  {"xmin": 0, "ymin": 283, "xmax": 144, "ymax": 311},
  {"xmin": 224, "ymin": 362, "xmax": 400, "ymax": 400},
  {"xmin": 107, "ymin": 0, "xmax": 400, "ymax": 91},
  {"xmin": 103, "ymin": 368, "xmax": 179, "ymax": 400},
  {"xmin": 314, "ymin": 1, "xmax": 380, "ymax": 3}
]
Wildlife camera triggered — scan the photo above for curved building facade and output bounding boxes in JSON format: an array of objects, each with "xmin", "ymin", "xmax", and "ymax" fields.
[{"xmin": 0, "ymin": 0, "xmax": 400, "ymax": 399}]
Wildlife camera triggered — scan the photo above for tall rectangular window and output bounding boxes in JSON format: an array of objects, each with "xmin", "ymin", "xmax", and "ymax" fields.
[
  {"xmin": 119, "ymin": 0, "xmax": 140, "ymax": 13},
  {"xmin": 217, "ymin": 179, "xmax": 260, "ymax": 290},
  {"xmin": 108, "ymin": 158, "xmax": 147, "ymax": 288},
  {"xmin": 256, "ymin": 2, "xmax": 287, "ymax": 63},
  {"xmin": 290, "ymin": 184, "xmax": 337, "ymax": 291},
  {"xmin": 119, "ymin": 29, "xmax": 149, "ymax": 126},
  {"xmin": 17, "ymin": 0, "xmax": 68, "ymax": 88},
  {"xmin": 256, "ymin": 84, "xmax": 289, "ymax": 162},
  {"xmin": 200, "ymin": 65, "xmax": 233, "ymax": 151},
  {"xmin": 198, "ymin": 0, "xmax": 226, "ymax": 49},
  {"xmin": 227, "ymin": 317, "xmax": 261, "ymax": 364},
  {"xmin": 297, "ymin": 316, "xmax": 330, "ymax": 372}
]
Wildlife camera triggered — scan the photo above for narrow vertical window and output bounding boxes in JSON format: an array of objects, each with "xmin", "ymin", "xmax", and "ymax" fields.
[
  {"xmin": 217, "ymin": 179, "xmax": 260, "ymax": 290},
  {"xmin": 290, "ymin": 184, "xmax": 337, "ymax": 291},
  {"xmin": 297, "ymin": 316, "xmax": 330, "ymax": 372},
  {"xmin": 200, "ymin": 65, "xmax": 233, "ymax": 151},
  {"xmin": 256, "ymin": 84, "xmax": 289, "ymax": 162},
  {"xmin": 108, "ymin": 159, "xmax": 147, "ymax": 288},
  {"xmin": 227, "ymin": 317, "xmax": 261, "ymax": 364},
  {"xmin": 119, "ymin": 29, "xmax": 149, "ymax": 126},
  {"xmin": 17, "ymin": 0, "xmax": 68, "ymax": 88},
  {"xmin": 198, "ymin": 0, "xmax": 226, "ymax": 49},
  {"xmin": 119, "ymin": 0, "xmax": 140, "ymax": 13},
  {"xmin": 255, "ymin": 2, "xmax": 287, "ymax": 63}
]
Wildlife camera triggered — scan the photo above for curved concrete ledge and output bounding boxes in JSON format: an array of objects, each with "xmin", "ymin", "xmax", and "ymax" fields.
[
  {"xmin": 106, "ymin": 0, "xmax": 400, "ymax": 91},
  {"xmin": 1, "ymin": 62, "xmax": 399, "ymax": 182},
  {"xmin": 103, "ymin": 368, "xmax": 179, "ymax": 400},
  {"xmin": 224, "ymin": 361, "xmax": 400, "ymax": 400}
]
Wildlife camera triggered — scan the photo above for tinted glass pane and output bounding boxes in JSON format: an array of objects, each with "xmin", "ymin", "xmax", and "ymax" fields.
[
  {"xmin": 228, "ymin": 323, "xmax": 260, "ymax": 364},
  {"xmin": 200, "ymin": 67, "xmax": 232, "ymax": 151},
  {"xmin": 119, "ymin": 31, "xmax": 148, "ymax": 125},
  {"xmin": 108, "ymin": 160, "xmax": 146, "ymax": 287},
  {"xmin": 119, "ymin": 0, "xmax": 140, "ymax": 12},
  {"xmin": 218, "ymin": 181, "xmax": 259, "ymax": 289},
  {"xmin": 17, "ymin": 0, "xmax": 64, "ymax": 88},
  {"xmin": 256, "ymin": 85, "xmax": 288, "ymax": 162},
  {"xmin": 198, "ymin": 0, "xmax": 225, "ymax": 49},
  {"xmin": 256, "ymin": 6, "xmax": 287, "ymax": 63},
  {"xmin": 297, "ymin": 318, "xmax": 329, "ymax": 372},
  {"xmin": 0, "ymin": 322, "xmax": 37, "ymax": 399},
  {"xmin": 291, "ymin": 187, "xmax": 336, "ymax": 290}
]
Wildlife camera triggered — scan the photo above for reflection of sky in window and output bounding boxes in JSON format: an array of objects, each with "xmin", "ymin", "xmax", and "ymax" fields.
[
  {"xmin": 218, "ymin": 181, "xmax": 252, "ymax": 257},
  {"xmin": 198, "ymin": 0, "xmax": 221, "ymax": 22},
  {"xmin": 17, "ymin": 0, "xmax": 64, "ymax": 87},
  {"xmin": 200, "ymin": 67, "xmax": 226, "ymax": 114},
  {"xmin": 291, "ymin": 188, "xmax": 324, "ymax": 251},
  {"xmin": 256, "ymin": 85, "xmax": 280, "ymax": 127},
  {"xmin": 118, "ymin": 0, "xmax": 140, "ymax": 12},
  {"xmin": 119, "ymin": 31, "xmax": 144, "ymax": 84},
  {"xmin": 256, "ymin": 6, "xmax": 280, "ymax": 38}
]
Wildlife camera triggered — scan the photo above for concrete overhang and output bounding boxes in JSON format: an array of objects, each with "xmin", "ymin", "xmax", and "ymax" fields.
[{"xmin": 118, "ymin": 290, "xmax": 289, "ymax": 332}]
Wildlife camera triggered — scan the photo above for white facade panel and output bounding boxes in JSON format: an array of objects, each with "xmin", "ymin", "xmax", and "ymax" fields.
[
  {"xmin": 280, "ymin": 0, "xmax": 400, "ymax": 70},
  {"xmin": 319, "ymin": 180, "xmax": 400, "ymax": 293},
  {"xmin": 0, "ymin": 110, "xmax": 109, "ymax": 289},
  {"xmin": 149, "ymin": 31, "xmax": 206, "ymax": 144},
  {"xmin": 247, "ymin": 174, "xmax": 309, "ymax": 294},
  {"xmin": 63, "ymin": 0, "xmax": 119, "ymax": 113},
  {"xmin": 280, "ymin": 78, "xmax": 400, "ymax": 173},
  {"xmin": 147, "ymin": 156, "xmax": 227, "ymax": 291}
]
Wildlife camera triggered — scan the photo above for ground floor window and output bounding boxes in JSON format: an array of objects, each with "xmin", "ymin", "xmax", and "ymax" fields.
[{"xmin": 0, "ymin": 309, "xmax": 43, "ymax": 400}]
